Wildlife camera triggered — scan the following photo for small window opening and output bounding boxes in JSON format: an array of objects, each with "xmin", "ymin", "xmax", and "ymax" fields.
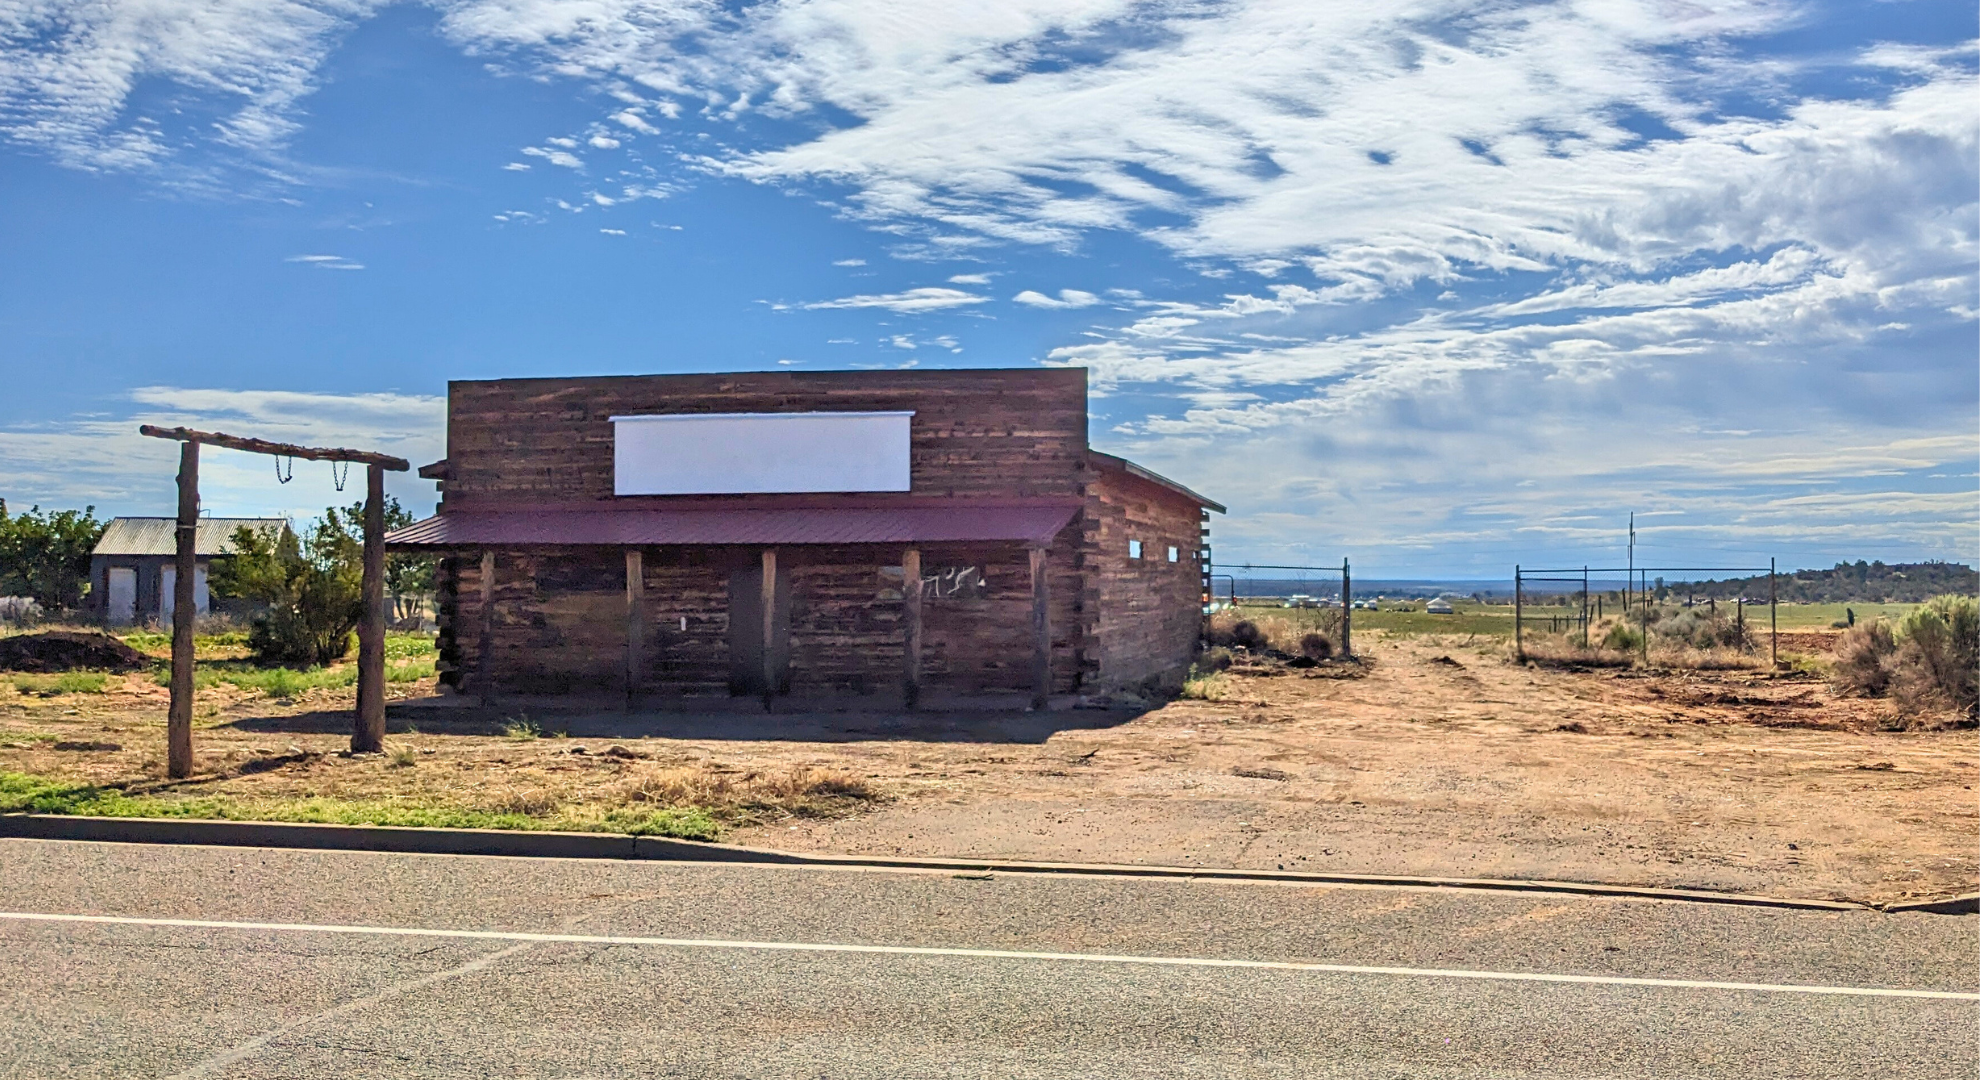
[
  {"xmin": 1167, "ymin": 546, "xmax": 1179, "ymax": 562},
  {"xmin": 1128, "ymin": 540, "xmax": 1143, "ymax": 559}
]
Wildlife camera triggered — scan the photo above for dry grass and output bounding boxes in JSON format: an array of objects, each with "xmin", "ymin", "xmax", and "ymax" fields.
[
  {"xmin": 1514, "ymin": 628, "xmax": 1767, "ymax": 671},
  {"xmin": 1206, "ymin": 609, "xmax": 1342, "ymax": 655},
  {"xmin": 617, "ymin": 763, "xmax": 878, "ymax": 820}
]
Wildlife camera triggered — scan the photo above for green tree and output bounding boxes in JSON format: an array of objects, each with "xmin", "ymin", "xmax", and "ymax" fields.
[
  {"xmin": 332, "ymin": 496, "xmax": 433, "ymax": 623},
  {"xmin": 0, "ymin": 502, "xmax": 105, "ymax": 610},
  {"xmin": 211, "ymin": 515, "xmax": 362, "ymax": 666}
]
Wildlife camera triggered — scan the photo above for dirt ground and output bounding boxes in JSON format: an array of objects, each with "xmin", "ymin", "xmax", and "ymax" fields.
[{"xmin": 1, "ymin": 633, "xmax": 1973, "ymax": 906}]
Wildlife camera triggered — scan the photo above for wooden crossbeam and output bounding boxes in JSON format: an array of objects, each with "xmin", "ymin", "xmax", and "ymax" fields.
[{"xmin": 139, "ymin": 425, "xmax": 410, "ymax": 471}]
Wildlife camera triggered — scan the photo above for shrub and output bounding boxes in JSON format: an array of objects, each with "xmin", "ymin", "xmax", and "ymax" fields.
[
  {"xmin": 1227, "ymin": 620, "xmax": 1268, "ymax": 651},
  {"xmin": 1179, "ymin": 671, "xmax": 1230, "ymax": 700},
  {"xmin": 1892, "ymin": 594, "xmax": 1978, "ymax": 719},
  {"xmin": 1830, "ymin": 620, "xmax": 1896, "ymax": 697},
  {"xmin": 1298, "ymin": 632, "xmax": 1333, "ymax": 661},
  {"xmin": 213, "ymin": 520, "xmax": 361, "ymax": 667},
  {"xmin": 1601, "ymin": 622, "xmax": 1644, "ymax": 652}
]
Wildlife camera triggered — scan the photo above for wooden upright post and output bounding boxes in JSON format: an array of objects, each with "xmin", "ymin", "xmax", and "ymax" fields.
[
  {"xmin": 167, "ymin": 440, "xmax": 198, "ymax": 779},
  {"xmin": 353, "ymin": 464, "xmax": 386, "ymax": 753},
  {"xmin": 476, "ymin": 550, "xmax": 496, "ymax": 705},
  {"xmin": 1029, "ymin": 545, "xmax": 1050, "ymax": 711},
  {"xmin": 761, "ymin": 548, "xmax": 779, "ymax": 710},
  {"xmin": 624, "ymin": 548, "xmax": 645, "ymax": 709},
  {"xmin": 901, "ymin": 547, "xmax": 923, "ymax": 710}
]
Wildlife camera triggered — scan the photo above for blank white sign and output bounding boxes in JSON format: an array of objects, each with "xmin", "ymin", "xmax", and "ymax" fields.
[{"xmin": 612, "ymin": 412, "xmax": 914, "ymax": 496}]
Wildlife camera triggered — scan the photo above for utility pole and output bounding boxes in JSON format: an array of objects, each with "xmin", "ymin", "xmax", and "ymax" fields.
[{"xmin": 1625, "ymin": 512, "xmax": 1635, "ymax": 613}]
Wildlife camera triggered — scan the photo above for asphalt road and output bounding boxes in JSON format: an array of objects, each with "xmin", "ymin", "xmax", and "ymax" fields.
[{"xmin": 0, "ymin": 839, "xmax": 1973, "ymax": 1078}]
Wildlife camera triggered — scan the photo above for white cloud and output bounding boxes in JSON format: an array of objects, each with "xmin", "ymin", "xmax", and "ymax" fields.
[
  {"xmin": 947, "ymin": 273, "xmax": 992, "ymax": 285},
  {"xmin": 803, "ymin": 287, "xmax": 986, "ymax": 313},
  {"xmin": 284, "ymin": 253, "xmax": 362, "ymax": 270},
  {"xmin": 832, "ymin": 258, "xmax": 866, "ymax": 266},
  {"xmin": 522, "ymin": 146, "xmax": 583, "ymax": 169},
  {"xmin": 600, "ymin": 227, "xmax": 626, "ymax": 235},
  {"xmin": 1012, "ymin": 288, "xmax": 1101, "ymax": 309},
  {"xmin": 612, "ymin": 109, "xmax": 660, "ymax": 134},
  {"xmin": 587, "ymin": 134, "xmax": 620, "ymax": 149},
  {"xmin": 501, "ymin": 162, "xmax": 530, "ymax": 171}
]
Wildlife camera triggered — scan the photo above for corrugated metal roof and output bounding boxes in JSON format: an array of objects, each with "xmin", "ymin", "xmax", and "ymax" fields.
[
  {"xmin": 93, "ymin": 517, "xmax": 288, "ymax": 557},
  {"xmin": 384, "ymin": 500, "xmax": 1082, "ymax": 548}
]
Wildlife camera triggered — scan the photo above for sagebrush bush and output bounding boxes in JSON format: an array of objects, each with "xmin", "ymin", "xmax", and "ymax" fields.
[
  {"xmin": 1830, "ymin": 620, "xmax": 1896, "ymax": 697},
  {"xmin": 1298, "ymin": 632, "xmax": 1333, "ymax": 661},
  {"xmin": 1892, "ymin": 595, "xmax": 1978, "ymax": 719}
]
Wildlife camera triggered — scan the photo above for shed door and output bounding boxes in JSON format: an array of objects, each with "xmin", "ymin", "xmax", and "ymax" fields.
[
  {"xmin": 106, "ymin": 568, "xmax": 136, "ymax": 625},
  {"xmin": 727, "ymin": 563, "xmax": 790, "ymax": 696}
]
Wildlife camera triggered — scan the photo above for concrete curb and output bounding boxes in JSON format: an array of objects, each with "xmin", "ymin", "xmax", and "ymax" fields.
[
  {"xmin": 0, "ymin": 813, "xmax": 1913, "ymax": 913},
  {"xmin": 1881, "ymin": 892, "xmax": 1980, "ymax": 916}
]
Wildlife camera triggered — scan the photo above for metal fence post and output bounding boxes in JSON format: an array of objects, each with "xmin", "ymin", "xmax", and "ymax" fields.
[
  {"xmin": 1341, "ymin": 556, "xmax": 1352, "ymax": 659},
  {"xmin": 1769, "ymin": 557, "xmax": 1778, "ymax": 668},
  {"xmin": 1514, "ymin": 565, "xmax": 1523, "ymax": 660}
]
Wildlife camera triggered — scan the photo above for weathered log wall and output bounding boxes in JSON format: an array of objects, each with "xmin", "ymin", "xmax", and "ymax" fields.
[
  {"xmin": 1080, "ymin": 469, "xmax": 1206, "ymax": 692},
  {"xmin": 443, "ymin": 369, "xmax": 1088, "ymax": 507},
  {"xmin": 438, "ymin": 535, "xmax": 1082, "ymax": 699}
]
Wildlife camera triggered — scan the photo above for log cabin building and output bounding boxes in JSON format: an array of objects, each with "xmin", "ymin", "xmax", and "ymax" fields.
[{"xmin": 386, "ymin": 368, "xmax": 1222, "ymax": 709}]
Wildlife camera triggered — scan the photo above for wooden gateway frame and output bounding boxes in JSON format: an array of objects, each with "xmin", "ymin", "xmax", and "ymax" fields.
[{"xmin": 137, "ymin": 425, "xmax": 410, "ymax": 778}]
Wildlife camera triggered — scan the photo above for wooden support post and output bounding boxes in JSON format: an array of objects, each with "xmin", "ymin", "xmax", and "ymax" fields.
[
  {"xmin": 624, "ymin": 548, "xmax": 645, "ymax": 710},
  {"xmin": 1340, "ymin": 556, "xmax": 1352, "ymax": 659},
  {"xmin": 901, "ymin": 547, "xmax": 922, "ymax": 710},
  {"xmin": 1029, "ymin": 545, "xmax": 1050, "ymax": 711},
  {"xmin": 353, "ymin": 464, "xmax": 386, "ymax": 753},
  {"xmin": 476, "ymin": 550, "xmax": 496, "ymax": 706},
  {"xmin": 167, "ymin": 440, "xmax": 198, "ymax": 779},
  {"xmin": 761, "ymin": 548, "xmax": 778, "ymax": 711}
]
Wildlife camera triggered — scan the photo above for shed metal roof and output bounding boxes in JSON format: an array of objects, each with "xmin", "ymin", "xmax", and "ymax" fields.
[
  {"xmin": 93, "ymin": 517, "xmax": 288, "ymax": 557},
  {"xmin": 385, "ymin": 500, "xmax": 1082, "ymax": 548}
]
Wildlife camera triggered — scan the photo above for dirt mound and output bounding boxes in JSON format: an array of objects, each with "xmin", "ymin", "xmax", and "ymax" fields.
[{"xmin": 0, "ymin": 631, "xmax": 150, "ymax": 673}]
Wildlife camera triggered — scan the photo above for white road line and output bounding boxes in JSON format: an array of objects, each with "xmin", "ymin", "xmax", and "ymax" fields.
[{"xmin": 4, "ymin": 910, "xmax": 1974, "ymax": 1001}]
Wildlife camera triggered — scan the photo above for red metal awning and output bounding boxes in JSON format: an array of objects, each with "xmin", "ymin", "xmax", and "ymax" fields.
[{"xmin": 384, "ymin": 499, "xmax": 1083, "ymax": 548}]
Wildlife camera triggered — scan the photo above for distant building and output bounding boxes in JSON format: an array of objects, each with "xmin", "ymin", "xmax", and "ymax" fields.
[
  {"xmin": 90, "ymin": 517, "xmax": 287, "ymax": 625},
  {"xmin": 388, "ymin": 368, "xmax": 1225, "ymax": 707},
  {"xmin": 1425, "ymin": 597, "xmax": 1455, "ymax": 614}
]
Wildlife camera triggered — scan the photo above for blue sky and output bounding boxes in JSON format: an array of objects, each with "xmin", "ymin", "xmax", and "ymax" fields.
[{"xmin": 0, "ymin": 0, "xmax": 1974, "ymax": 576}]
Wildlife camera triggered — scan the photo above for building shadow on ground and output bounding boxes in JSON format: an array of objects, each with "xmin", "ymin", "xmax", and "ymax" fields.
[{"xmin": 219, "ymin": 701, "xmax": 1155, "ymax": 745}]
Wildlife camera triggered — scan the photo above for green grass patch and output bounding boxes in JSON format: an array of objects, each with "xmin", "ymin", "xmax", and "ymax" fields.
[
  {"xmin": 11, "ymin": 671, "xmax": 113, "ymax": 695},
  {"xmin": 383, "ymin": 633, "xmax": 436, "ymax": 659},
  {"xmin": 386, "ymin": 658, "xmax": 435, "ymax": 683},
  {"xmin": 1236, "ymin": 601, "xmax": 1518, "ymax": 638},
  {"xmin": 149, "ymin": 662, "xmax": 356, "ymax": 697},
  {"xmin": 0, "ymin": 771, "xmax": 721, "ymax": 841},
  {"xmin": 1771, "ymin": 602, "xmax": 1923, "ymax": 630}
]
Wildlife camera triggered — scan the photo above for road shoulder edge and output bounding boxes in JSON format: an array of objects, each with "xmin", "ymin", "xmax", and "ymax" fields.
[{"xmin": 0, "ymin": 812, "xmax": 1932, "ymax": 913}]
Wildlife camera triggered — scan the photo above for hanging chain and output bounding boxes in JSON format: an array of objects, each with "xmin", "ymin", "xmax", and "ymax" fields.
[
  {"xmin": 274, "ymin": 455, "xmax": 293, "ymax": 484},
  {"xmin": 331, "ymin": 459, "xmax": 351, "ymax": 492}
]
